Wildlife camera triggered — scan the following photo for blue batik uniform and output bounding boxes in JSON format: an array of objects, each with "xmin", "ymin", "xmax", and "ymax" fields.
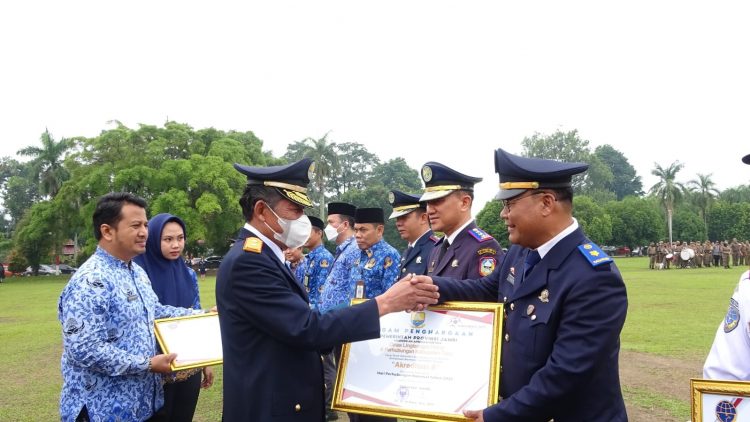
[
  {"xmin": 319, "ymin": 236, "xmax": 361, "ymax": 313},
  {"xmin": 295, "ymin": 245, "xmax": 334, "ymax": 310},
  {"xmin": 351, "ymin": 239, "xmax": 401, "ymax": 298},
  {"xmin": 58, "ymin": 247, "xmax": 198, "ymax": 421}
]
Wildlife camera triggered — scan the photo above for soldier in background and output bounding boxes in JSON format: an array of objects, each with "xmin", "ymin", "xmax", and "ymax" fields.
[
  {"xmin": 741, "ymin": 241, "xmax": 748, "ymax": 266},
  {"xmin": 647, "ymin": 242, "xmax": 657, "ymax": 269},
  {"xmin": 388, "ymin": 190, "xmax": 438, "ymax": 277},
  {"xmin": 732, "ymin": 238, "xmax": 741, "ymax": 267},
  {"xmin": 656, "ymin": 241, "xmax": 665, "ymax": 268},
  {"xmin": 722, "ymin": 241, "xmax": 732, "ymax": 269},
  {"xmin": 704, "ymin": 240, "xmax": 713, "ymax": 267},
  {"xmin": 694, "ymin": 241, "xmax": 703, "ymax": 268},
  {"xmin": 419, "ymin": 161, "xmax": 503, "ymax": 279}
]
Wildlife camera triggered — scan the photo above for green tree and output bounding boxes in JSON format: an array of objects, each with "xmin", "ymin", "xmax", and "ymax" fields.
[
  {"xmin": 3, "ymin": 175, "xmax": 39, "ymax": 230},
  {"xmin": 572, "ymin": 196, "xmax": 612, "ymax": 245},
  {"xmin": 593, "ymin": 145, "xmax": 643, "ymax": 199},
  {"xmin": 13, "ymin": 201, "xmax": 57, "ymax": 274},
  {"xmin": 606, "ymin": 197, "xmax": 663, "ymax": 248},
  {"xmin": 521, "ymin": 129, "xmax": 592, "ymax": 191},
  {"xmin": 476, "ymin": 200, "xmax": 508, "ymax": 248},
  {"xmin": 370, "ymin": 158, "xmax": 422, "ymax": 193},
  {"xmin": 649, "ymin": 161, "xmax": 686, "ymax": 244},
  {"xmin": 330, "ymin": 142, "xmax": 380, "ymax": 196},
  {"xmin": 707, "ymin": 202, "xmax": 750, "ymax": 241},
  {"xmin": 283, "ymin": 134, "xmax": 339, "ymax": 218},
  {"xmin": 719, "ymin": 185, "xmax": 750, "ymax": 204},
  {"xmin": 687, "ymin": 173, "xmax": 720, "ymax": 235},
  {"xmin": 17, "ymin": 129, "xmax": 70, "ymax": 198},
  {"xmin": 672, "ymin": 208, "xmax": 707, "ymax": 241}
]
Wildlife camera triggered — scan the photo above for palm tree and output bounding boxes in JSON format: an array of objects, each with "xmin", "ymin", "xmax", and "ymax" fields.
[
  {"xmin": 688, "ymin": 173, "xmax": 720, "ymax": 234},
  {"xmin": 287, "ymin": 134, "xmax": 339, "ymax": 218},
  {"xmin": 17, "ymin": 129, "xmax": 70, "ymax": 198},
  {"xmin": 650, "ymin": 161, "xmax": 685, "ymax": 245}
]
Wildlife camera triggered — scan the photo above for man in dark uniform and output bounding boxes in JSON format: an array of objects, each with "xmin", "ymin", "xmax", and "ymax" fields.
[
  {"xmin": 413, "ymin": 148, "xmax": 628, "ymax": 421},
  {"xmin": 388, "ymin": 190, "xmax": 438, "ymax": 276},
  {"xmin": 419, "ymin": 162, "xmax": 503, "ymax": 279},
  {"xmin": 215, "ymin": 158, "xmax": 440, "ymax": 421}
]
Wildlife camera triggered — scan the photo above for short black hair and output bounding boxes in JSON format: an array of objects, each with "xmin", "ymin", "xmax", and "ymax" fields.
[
  {"xmin": 93, "ymin": 192, "xmax": 148, "ymax": 240},
  {"xmin": 239, "ymin": 185, "xmax": 283, "ymax": 221},
  {"xmin": 549, "ymin": 187, "xmax": 574, "ymax": 204},
  {"xmin": 341, "ymin": 214, "xmax": 355, "ymax": 227}
]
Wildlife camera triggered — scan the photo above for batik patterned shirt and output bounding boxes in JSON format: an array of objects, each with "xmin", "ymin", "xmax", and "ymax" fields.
[
  {"xmin": 319, "ymin": 236, "xmax": 360, "ymax": 313},
  {"xmin": 295, "ymin": 245, "xmax": 334, "ymax": 310},
  {"xmin": 58, "ymin": 246, "xmax": 197, "ymax": 421},
  {"xmin": 350, "ymin": 239, "xmax": 401, "ymax": 299}
]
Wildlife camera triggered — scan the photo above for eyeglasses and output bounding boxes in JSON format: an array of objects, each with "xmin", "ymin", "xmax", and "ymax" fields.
[{"xmin": 501, "ymin": 191, "xmax": 547, "ymax": 212}]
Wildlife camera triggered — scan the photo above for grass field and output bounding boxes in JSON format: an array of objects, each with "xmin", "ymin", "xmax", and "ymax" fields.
[{"xmin": 0, "ymin": 257, "xmax": 744, "ymax": 421}]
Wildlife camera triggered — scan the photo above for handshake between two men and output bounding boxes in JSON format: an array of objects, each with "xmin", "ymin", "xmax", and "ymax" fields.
[{"xmin": 374, "ymin": 274, "xmax": 438, "ymax": 316}]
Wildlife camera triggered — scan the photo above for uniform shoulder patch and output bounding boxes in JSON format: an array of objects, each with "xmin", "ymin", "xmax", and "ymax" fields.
[
  {"xmin": 468, "ymin": 227, "xmax": 494, "ymax": 243},
  {"xmin": 320, "ymin": 259, "xmax": 329, "ymax": 268},
  {"xmin": 243, "ymin": 237, "xmax": 263, "ymax": 253},
  {"xmin": 429, "ymin": 235, "xmax": 441, "ymax": 244},
  {"xmin": 577, "ymin": 243, "xmax": 612, "ymax": 267},
  {"xmin": 724, "ymin": 297, "xmax": 740, "ymax": 333},
  {"xmin": 479, "ymin": 257, "xmax": 496, "ymax": 276}
]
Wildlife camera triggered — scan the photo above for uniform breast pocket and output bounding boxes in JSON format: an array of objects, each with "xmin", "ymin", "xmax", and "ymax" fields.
[{"xmin": 521, "ymin": 305, "xmax": 555, "ymax": 360}]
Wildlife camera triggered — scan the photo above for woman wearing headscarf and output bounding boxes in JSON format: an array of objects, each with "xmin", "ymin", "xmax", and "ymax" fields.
[{"xmin": 134, "ymin": 213, "xmax": 214, "ymax": 422}]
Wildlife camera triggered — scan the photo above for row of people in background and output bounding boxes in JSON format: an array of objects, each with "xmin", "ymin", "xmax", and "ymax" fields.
[{"xmin": 646, "ymin": 239, "xmax": 750, "ymax": 269}]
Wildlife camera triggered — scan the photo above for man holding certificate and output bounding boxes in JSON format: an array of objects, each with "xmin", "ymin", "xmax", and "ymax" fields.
[
  {"xmin": 216, "ymin": 158, "xmax": 440, "ymax": 421},
  {"xmin": 414, "ymin": 149, "xmax": 628, "ymax": 422}
]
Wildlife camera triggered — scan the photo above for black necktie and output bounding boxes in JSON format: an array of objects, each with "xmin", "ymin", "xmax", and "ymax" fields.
[
  {"xmin": 404, "ymin": 245, "xmax": 414, "ymax": 258},
  {"xmin": 436, "ymin": 240, "xmax": 450, "ymax": 264},
  {"xmin": 523, "ymin": 250, "xmax": 541, "ymax": 279}
]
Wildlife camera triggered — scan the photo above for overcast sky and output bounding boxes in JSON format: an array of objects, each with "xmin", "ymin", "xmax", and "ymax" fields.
[{"xmin": 2, "ymin": 1, "xmax": 750, "ymax": 211}]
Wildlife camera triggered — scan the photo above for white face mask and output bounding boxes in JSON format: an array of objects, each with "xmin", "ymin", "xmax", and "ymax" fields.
[
  {"xmin": 263, "ymin": 204, "xmax": 312, "ymax": 249},
  {"xmin": 324, "ymin": 223, "xmax": 341, "ymax": 241}
]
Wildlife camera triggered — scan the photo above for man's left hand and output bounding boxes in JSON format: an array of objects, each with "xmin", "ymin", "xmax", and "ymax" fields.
[
  {"xmin": 201, "ymin": 366, "xmax": 214, "ymax": 388},
  {"xmin": 463, "ymin": 409, "xmax": 484, "ymax": 421}
]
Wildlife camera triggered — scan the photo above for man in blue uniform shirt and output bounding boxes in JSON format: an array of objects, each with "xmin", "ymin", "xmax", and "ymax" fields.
[
  {"xmin": 351, "ymin": 207, "xmax": 401, "ymax": 300},
  {"xmin": 388, "ymin": 190, "xmax": 438, "ymax": 276},
  {"xmin": 295, "ymin": 215, "xmax": 334, "ymax": 310},
  {"xmin": 419, "ymin": 162, "xmax": 503, "ymax": 279},
  {"xmin": 215, "ymin": 159, "xmax": 440, "ymax": 421},
  {"xmin": 413, "ymin": 149, "xmax": 628, "ymax": 422},
  {"xmin": 319, "ymin": 202, "xmax": 360, "ymax": 313}
]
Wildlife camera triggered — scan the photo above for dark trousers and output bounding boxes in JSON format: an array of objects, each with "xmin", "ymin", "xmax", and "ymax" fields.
[
  {"xmin": 323, "ymin": 351, "xmax": 336, "ymax": 411},
  {"xmin": 150, "ymin": 371, "xmax": 202, "ymax": 422},
  {"xmin": 714, "ymin": 255, "xmax": 721, "ymax": 267}
]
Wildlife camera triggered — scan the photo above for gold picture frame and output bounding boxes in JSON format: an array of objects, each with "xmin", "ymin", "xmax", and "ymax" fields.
[
  {"xmin": 332, "ymin": 301, "xmax": 504, "ymax": 421},
  {"xmin": 154, "ymin": 312, "xmax": 223, "ymax": 371},
  {"xmin": 691, "ymin": 378, "xmax": 750, "ymax": 421}
]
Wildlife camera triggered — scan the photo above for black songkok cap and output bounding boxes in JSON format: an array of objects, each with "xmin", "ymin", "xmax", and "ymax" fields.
[
  {"xmin": 327, "ymin": 202, "xmax": 356, "ymax": 218},
  {"xmin": 308, "ymin": 215, "xmax": 325, "ymax": 231},
  {"xmin": 355, "ymin": 207, "xmax": 384, "ymax": 224}
]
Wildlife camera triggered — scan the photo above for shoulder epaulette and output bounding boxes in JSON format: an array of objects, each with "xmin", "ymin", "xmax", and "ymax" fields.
[
  {"xmin": 468, "ymin": 227, "xmax": 494, "ymax": 243},
  {"xmin": 577, "ymin": 243, "xmax": 612, "ymax": 267},
  {"xmin": 243, "ymin": 237, "xmax": 263, "ymax": 253}
]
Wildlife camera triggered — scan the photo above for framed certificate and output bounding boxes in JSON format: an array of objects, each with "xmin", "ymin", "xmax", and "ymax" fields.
[
  {"xmin": 333, "ymin": 301, "xmax": 504, "ymax": 421},
  {"xmin": 154, "ymin": 312, "xmax": 223, "ymax": 371},
  {"xmin": 691, "ymin": 379, "xmax": 750, "ymax": 421}
]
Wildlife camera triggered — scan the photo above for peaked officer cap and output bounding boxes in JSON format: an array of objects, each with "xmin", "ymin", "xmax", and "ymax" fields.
[
  {"xmin": 494, "ymin": 148, "xmax": 589, "ymax": 200},
  {"xmin": 419, "ymin": 162, "xmax": 483, "ymax": 201},
  {"xmin": 388, "ymin": 190, "xmax": 425, "ymax": 219},
  {"xmin": 308, "ymin": 215, "xmax": 326, "ymax": 231},
  {"xmin": 355, "ymin": 207, "xmax": 385, "ymax": 224},
  {"xmin": 233, "ymin": 158, "xmax": 314, "ymax": 207},
  {"xmin": 327, "ymin": 202, "xmax": 357, "ymax": 218}
]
